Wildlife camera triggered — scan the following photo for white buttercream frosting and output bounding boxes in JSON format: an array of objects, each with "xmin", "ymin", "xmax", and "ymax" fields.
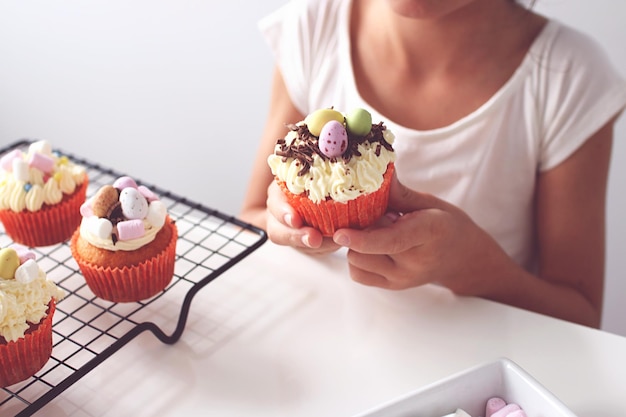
[
  {"xmin": 0, "ymin": 246, "xmax": 65, "ymax": 343},
  {"xmin": 0, "ymin": 140, "xmax": 87, "ymax": 212},
  {"xmin": 268, "ymin": 112, "xmax": 396, "ymax": 204}
]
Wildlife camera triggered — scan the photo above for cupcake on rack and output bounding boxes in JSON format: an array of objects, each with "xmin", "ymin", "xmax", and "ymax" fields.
[
  {"xmin": 0, "ymin": 244, "xmax": 65, "ymax": 388},
  {"xmin": 267, "ymin": 107, "xmax": 396, "ymax": 236},
  {"xmin": 0, "ymin": 140, "xmax": 88, "ymax": 247},
  {"xmin": 70, "ymin": 176, "xmax": 177, "ymax": 303}
]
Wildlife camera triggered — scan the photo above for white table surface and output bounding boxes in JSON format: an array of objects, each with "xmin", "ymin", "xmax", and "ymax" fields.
[{"xmin": 25, "ymin": 242, "xmax": 626, "ymax": 416}]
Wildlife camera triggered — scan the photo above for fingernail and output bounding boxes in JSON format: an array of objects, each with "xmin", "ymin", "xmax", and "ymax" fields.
[
  {"xmin": 301, "ymin": 234, "xmax": 312, "ymax": 248},
  {"xmin": 385, "ymin": 212, "xmax": 401, "ymax": 223},
  {"xmin": 334, "ymin": 233, "xmax": 350, "ymax": 246},
  {"xmin": 284, "ymin": 213, "xmax": 294, "ymax": 228}
]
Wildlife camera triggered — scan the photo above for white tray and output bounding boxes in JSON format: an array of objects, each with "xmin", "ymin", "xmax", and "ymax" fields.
[{"xmin": 351, "ymin": 358, "xmax": 577, "ymax": 417}]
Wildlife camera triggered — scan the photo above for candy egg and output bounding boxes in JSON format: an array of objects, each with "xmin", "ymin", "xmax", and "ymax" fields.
[
  {"xmin": 345, "ymin": 107, "xmax": 372, "ymax": 136},
  {"xmin": 113, "ymin": 176, "xmax": 138, "ymax": 190},
  {"xmin": 0, "ymin": 248, "xmax": 21, "ymax": 280},
  {"xmin": 14, "ymin": 259, "xmax": 39, "ymax": 284},
  {"xmin": 92, "ymin": 185, "xmax": 120, "ymax": 218},
  {"xmin": 119, "ymin": 187, "xmax": 149, "ymax": 220},
  {"xmin": 319, "ymin": 120, "xmax": 348, "ymax": 158},
  {"xmin": 304, "ymin": 108, "xmax": 345, "ymax": 137}
]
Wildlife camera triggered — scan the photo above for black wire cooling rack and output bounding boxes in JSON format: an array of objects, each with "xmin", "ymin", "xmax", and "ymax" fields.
[{"xmin": 0, "ymin": 139, "xmax": 267, "ymax": 416}]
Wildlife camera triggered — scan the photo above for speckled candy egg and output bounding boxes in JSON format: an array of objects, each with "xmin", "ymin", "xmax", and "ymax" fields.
[
  {"xmin": 119, "ymin": 187, "xmax": 149, "ymax": 220},
  {"xmin": 319, "ymin": 120, "xmax": 348, "ymax": 158}
]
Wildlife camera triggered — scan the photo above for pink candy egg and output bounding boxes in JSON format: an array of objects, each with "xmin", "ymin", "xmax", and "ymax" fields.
[{"xmin": 318, "ymin": 120, "xmax": 348, "ymax": 158}]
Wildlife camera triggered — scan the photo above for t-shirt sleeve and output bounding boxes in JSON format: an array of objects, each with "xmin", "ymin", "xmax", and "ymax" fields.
[
  {"xmin": 258, "ymin": 0, "xmax": 342, "ymax": 116},
  {"xmin": 538, "ymin": 24, "xmax": 626, "ymax": 171}
]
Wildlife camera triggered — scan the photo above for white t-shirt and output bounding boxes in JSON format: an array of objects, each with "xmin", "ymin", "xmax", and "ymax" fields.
[{"xmin": 259, "ymin": 0, "xmax": 626, "ymax": 270}]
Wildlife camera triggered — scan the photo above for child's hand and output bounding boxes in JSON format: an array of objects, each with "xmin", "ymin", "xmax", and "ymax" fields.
[
  {"xmin": 332, "ymin": 176, "xmax": 516, "ymax": 294},
  {"xmin": 265, "ymin": 181, "xmax": 341, "ymax": 255}
]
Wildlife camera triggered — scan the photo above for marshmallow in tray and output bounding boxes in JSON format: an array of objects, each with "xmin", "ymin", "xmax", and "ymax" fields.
[
  {"xmin": 443, "ymin": 397, "xmax": 527, "ymax": 417},
  {"xmin": 80, "ymin": 176, "xmax": 167, "ymax": 242}
]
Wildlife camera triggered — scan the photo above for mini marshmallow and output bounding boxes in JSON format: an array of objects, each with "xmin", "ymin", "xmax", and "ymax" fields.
[
  {"xmin": 9, "ymin": 244, "xmax": 36, "ymax": 264},
  {"xmin": 80, "ymin": 200, "xmax": 94, "ymax": 217},
  {"xmin": 0, "ymin": 149, "xmax": 23, "ymax": 172},
  {"xmin": 486, "ymin": 397, "xmax": 507, "ymax": 416},
  {"xmin": 28, "ymin": 140, "xmax": 52, "ymax": 156},
  {"xmin": 138, "ymin": 185, "xmax": 158, "ymax": 202},
  {"xmin": 146, "ymin": 201, "xmax": 167, "ymax": 228},
  {"xmin": 113, "ymin": 176, "xmax": 138, "ymax": 190},
  {"xmin": 505, "ymin": 410, "xmax": 527, "ymax": 417},
  {"xmin": 14, "ymin": 259, "xmax": 40, "ymax": 284},
  {"xmin": 28, "ymin": 152, "xmax": 55, "ymax": 173},
  {"xmin": 12, "ymin": 158, "xmax": 29, "ymax": 182},
  {"xmin": 87, "ymin": 217, "xmax": 113, "ymax": 240},
  {"xmin": 116, "ymin": 219, "xmax": 145, "ymax": 241},
  {"xmin": 491, "ymin": 404, "xmax": 521, "ymax": 417}
]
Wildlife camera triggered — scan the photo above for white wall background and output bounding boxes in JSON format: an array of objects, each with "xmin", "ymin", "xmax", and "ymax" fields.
[{"xmin": 0, "ymin": 1, "xmax": 624, "ymax": 336}]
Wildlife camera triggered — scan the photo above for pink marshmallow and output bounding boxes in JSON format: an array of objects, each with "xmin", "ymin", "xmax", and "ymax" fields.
[
  {"xmin": 8, "ymin": 244, "xmax": 36, "ymax": 264},
  {"xmin": 116, "ymin": 219, "xmax": 145, "ymax": 241},
  {"xmin": 80, "ymin": 200, "xmax": 94, "ymax": 217},
  {"xmin": 485, "ymin": 397, "xmax": 507, "ymax": 417},
  {"xmin": 0, "ymin": 149, "xmax": 23, "ymax": 171},
  {"xmin": 28, "ymin": 152, "xmax": 55, "ymax": 173},
  {"xmin": 138, "ymin": 185, "xmax": 158, "ymax": 202},
  {"xmin": 506, "ymin": 410, "xmax": 527, "ymax": 417},
  {"xmin": 491, "ymin": 404, "xmax": 521, "ymax": 417},
  {"xmin": 113, "ymin": 176, "xmax": 138, "ymax": 190}
]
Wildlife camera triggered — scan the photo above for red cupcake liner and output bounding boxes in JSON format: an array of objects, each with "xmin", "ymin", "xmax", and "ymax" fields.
[
  {"xmin": 0, "ymin": 178, "xmax": 88, "ymax": 247},
  {"xmin": 0, "ymin": 301, "xmax": 56, "ymax": 388},
  {"xmin": 280, "ymin": 163, "xmax": 395, "ymax": 236},
  {"xmin": 71, "ymin": 223, "xmax": 178, "ymax": 303}
]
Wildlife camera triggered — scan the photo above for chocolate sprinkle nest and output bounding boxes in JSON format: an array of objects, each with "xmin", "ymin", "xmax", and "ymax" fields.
[{"xmin": 275, "ymin": 122, "xmax": 393, "ymax": 176}]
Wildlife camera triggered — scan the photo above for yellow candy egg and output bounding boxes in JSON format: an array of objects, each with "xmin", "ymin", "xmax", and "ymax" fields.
[
  {"xmin": 0, "ymin": 248, "xmax": 21, "ymax": 280},
  {"xmin": 304, "ymin": 108, "xmax": 345, "ymax": 137}
]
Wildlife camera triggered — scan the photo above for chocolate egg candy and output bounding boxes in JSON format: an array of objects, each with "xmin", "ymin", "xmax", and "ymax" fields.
[
  {"xmin": 92, "ymin": 185, "xmax": 120, "ymax": 218},
  {"xmin": 319, "ymin": 120, "xmax": 348, "ymax": 158},
  {"xmin": 119, "ymin": 187, "xmax": 149, "ymax": 220},
  {"xmin": 0, "ymin": 248, "xmax": 21, "ymax": 280},
  {"xmin": 304, "ymin": 108, "xmax": 345, "ymax": 137},
  {"xmin": 346, "ymin": 108, "xmax": 372, "ymax": 136}
]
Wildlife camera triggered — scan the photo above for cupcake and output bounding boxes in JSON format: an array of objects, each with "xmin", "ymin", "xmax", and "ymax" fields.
[
  {"xmin": 70, "ymin": 176, "xmax": 177, "ymax": 303},
  {"xmin": 0, "ymin": 140, "xmax": 88, "ymax": 247},
  {"xmin": 267, "ymin": 107, "xmax": 396, "ymax": 236},
  {"xmin": 0, "ymin": 244, "xmax": 65, "ymax": 388}
]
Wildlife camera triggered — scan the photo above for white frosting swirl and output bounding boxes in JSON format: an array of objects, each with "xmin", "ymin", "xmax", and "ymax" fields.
[
  {"xmin": 0, "ymin": 141, "xmax": 87, "ymax": 212},
  {"xmin": 0, "ymin": 251, "xmax": 65, "ymax": 342},
  {"xmin": 268, "ymin": 124, "xmax": 395, "ymax": 204}
]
